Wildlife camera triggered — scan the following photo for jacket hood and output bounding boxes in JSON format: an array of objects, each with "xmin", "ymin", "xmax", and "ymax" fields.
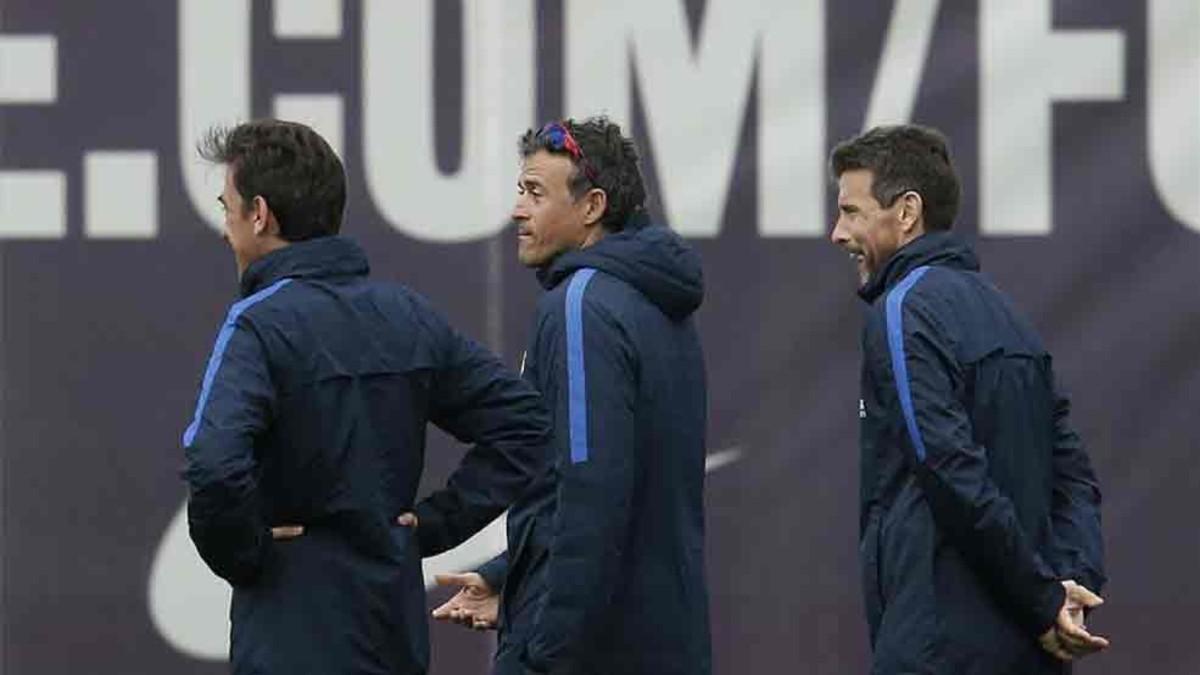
[
  {"xmin": 240, "ymin": 235, "xmax": 370, "ymax": 297},
  {"xmin": 537, "ymin": 212, "xmax": 704, "ymax": 320},
  {"xmin": 858, "ymin": 230, "xmax": 979, "ymax": 303}
]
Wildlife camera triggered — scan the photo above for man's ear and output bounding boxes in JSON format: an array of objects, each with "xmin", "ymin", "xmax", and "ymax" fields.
[
  {"xmin": 582, "ymin": 188, "xmax": 608, "ymax": 227},
  {"xmin": 897, "ymin": 190, "xmax": 925, "ymax": 237},
  {"xmin": 250, "ymin": 196, "xmax": 278, "ymax": 236}
]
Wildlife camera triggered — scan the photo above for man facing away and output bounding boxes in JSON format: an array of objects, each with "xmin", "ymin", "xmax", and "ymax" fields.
[
  {"xmin": 829, "ymin": 124, "xmax": 1108, "ymax": 674},
  {"xmin": 182, "ymin": 119, "xmax": 551, "ymax": 675},
  {"xmin": 413, "ymin": 116, "xmax": 711, "ymax": 675}
]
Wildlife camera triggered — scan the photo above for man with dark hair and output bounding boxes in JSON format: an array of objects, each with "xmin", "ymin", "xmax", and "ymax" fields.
[
  {"xmin": 183, "ymin": 119, "xmax": 551, "ymax": 675},
  {"xmin": 198, "ymin": 119, "xmax": 348, "ymax": 245},
  {"xmin": 829, "ymin": 124, "xmax": 1109, "ymax": 674},
  {"xmin": 415, "ymin": 116, "xmax": 711, "ymax": 675}
]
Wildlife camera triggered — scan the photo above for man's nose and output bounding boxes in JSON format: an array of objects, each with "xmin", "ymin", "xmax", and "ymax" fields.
[
  {"xmin": 829, "ymin": 218, "xmax": 847, "ymax": 246},
  {"xmin": 510, "ymin": 200, "xmax": 529, "ymax": 221}
]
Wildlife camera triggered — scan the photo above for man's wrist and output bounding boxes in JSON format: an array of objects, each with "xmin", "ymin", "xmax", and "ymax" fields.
[
  {"xmin": 410, "ymin": 502, "xmax": 445, "ymax": 554},
  {"xmin": 476, "ymin": 557, "xmax": 508, "ymax": 592},
  {"xmin": 1032, "ymin": 578, "xmax": 1068, "ymax": 636}
]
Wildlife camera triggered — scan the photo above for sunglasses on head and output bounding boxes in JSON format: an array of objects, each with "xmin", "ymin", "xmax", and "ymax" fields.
[{"xmin": 537, "ymin": 121, "xmax": 599, "ymax": 183}]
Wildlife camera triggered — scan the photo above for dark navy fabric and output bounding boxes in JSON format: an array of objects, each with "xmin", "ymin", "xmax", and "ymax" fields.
[
  {"xmin": 855, "ymin": 232, "xmax": 1105, "ymax": 675},
  {"xmin": 430, "ymin": 214, "xmax": 711, "ymax": 675},
  {"xmin": 182, "ymin": 236, "xmax": 550, "ymax": 675}
]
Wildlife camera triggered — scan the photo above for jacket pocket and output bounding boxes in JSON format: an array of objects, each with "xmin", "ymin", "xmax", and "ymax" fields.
[{"xmin": 860, "ymin": 515, "xmax": 885, "ymax": 644}]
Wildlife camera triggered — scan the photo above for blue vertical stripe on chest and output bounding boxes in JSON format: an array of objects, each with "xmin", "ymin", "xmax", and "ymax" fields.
[
  {"xmin": 565, "ymin": 268, "xmax": 597, "ymax": 464},
  {"xmin": 885, "ymin": 265, "xmax": 930, "ymax": 462},
  {"xmin": 182, "ymin": 278, "xmax": 293, "ymax": 447}
]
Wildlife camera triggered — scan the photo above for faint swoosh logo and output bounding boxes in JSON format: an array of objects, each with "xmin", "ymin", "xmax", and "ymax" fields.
[{"xmin": 149, "ymin": 447, "xmax": 743, "ymax": 659}]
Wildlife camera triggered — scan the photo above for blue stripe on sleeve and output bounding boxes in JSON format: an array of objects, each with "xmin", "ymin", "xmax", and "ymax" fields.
[
  {"xmin": 885, "ymin": 265, "xmax": 931, "ymax": 462},
  {"xmin": 565, "ymin": 268, "xmax": 597, "ymax": 464},
  {"xmin": 182, "ymin": 278, "xmax": 293, "ymax": 447}
]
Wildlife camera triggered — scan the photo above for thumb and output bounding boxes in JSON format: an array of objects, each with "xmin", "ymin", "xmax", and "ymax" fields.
[
  {"xmin": 434, "ymin": 573, "xmax": 475, "ymax": 588},
  {"xmin": 271, "ymin": 525, "xmax": 304, "ymax": 540},
  {"xmin": 396, "ymin": 512, "xmax": 419, "ymax": 528},
  {"xmin": 1066, "ymin": 582, "xmax": 1105, "ymax": 609}
]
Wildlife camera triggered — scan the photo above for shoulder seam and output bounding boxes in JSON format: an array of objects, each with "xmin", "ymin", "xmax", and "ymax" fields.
[{"xmin": 233, "ymin": 277, "xmax": 296, "ymax": 323}]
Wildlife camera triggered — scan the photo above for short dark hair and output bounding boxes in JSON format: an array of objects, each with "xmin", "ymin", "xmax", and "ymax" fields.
[
  {"xmin": 199, "ymin": 119, "xmax": 346, "ymax": 241},
  {"xmin": 519, "ymin": 116, "xmax": 647, "ymax": 232},
  {"xmin": 830, "ymin": 124, "xmax": 960, "ymax": 231}
]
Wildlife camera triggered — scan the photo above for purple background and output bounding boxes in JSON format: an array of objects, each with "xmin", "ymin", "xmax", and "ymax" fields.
[{"xmin": 1, "ymin": 1, "xmax": 1196, "ymax": 673}]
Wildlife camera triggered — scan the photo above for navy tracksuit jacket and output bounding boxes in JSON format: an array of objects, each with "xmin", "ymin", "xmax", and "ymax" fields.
[
  {"xmin": 182, "ymin": 236, "xmax": 551, "ymax": 675},
  {"xmin": 856, "ymin": 232, "xmax": 1105, "ymax": 674},
  {"xmin": 419, "ymin": 215, "xmax": 711, "ymax": 675}
]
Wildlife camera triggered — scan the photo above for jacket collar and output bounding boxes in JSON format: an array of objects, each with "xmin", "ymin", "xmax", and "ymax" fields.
[
  {"xmin": 535, "ymin": 210, "xmax": 653, "ymax": 290},
  {"xmin": 239, "ymin": 235, "xmax": 370, "ymax": 297},
  {"xmin": 533, "ymin": 211, "xmax": 705, "ymax": 320},
  {"xmin": 857, "ymin": 230, "xmax": 980, "ymax": 303}
]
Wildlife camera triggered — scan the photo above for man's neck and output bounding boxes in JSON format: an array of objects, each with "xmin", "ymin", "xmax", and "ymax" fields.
[
  {"xmin": 261, "ymin": 237, "xmax": 290, "ymax": 258},
  {"xmin": 579, "ymin": 224, "xmax": 609, "ymax": 250}
]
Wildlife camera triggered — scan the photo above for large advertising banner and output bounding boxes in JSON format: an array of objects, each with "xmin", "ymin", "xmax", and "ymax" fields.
[{"xmin": 1, "ymin": 1, "xmax": 1197, "ymax": 673}]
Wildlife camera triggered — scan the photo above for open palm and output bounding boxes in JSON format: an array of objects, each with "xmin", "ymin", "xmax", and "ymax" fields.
[{"xmin": 431, "ymin": 572, "xmax": 499, "ymax": 630}]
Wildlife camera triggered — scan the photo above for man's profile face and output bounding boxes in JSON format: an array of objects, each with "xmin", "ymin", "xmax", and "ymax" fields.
[
  {"xmin": 219, "ymin": 167, "xmax": 260, "ymax": 277},
  {"xmin": 830, "ymin": 169, "xmax": 905, "ymax": 287},
  {"xmin": 511, "ymin": 150, "xmax": 593, "ymax": 268}
]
